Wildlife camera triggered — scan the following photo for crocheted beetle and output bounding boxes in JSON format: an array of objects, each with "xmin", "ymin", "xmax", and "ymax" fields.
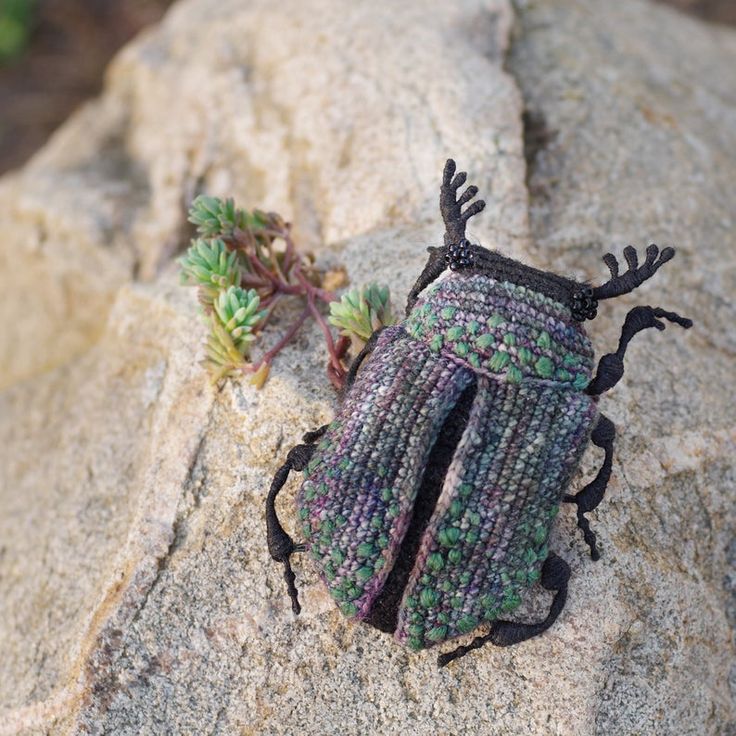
[{"xmin": 266, "ymin": 159, "xmax": 692, "ymax": 666}]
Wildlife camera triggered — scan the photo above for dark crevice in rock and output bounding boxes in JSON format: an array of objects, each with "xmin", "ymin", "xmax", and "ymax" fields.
[
  {"xmin": 168, "ymin": 428, "xmax": 211, "ymax": 559},
  {"xmin": 520, "ymin": 108, "xmax": 556, "ymax": 193},
  {"xmin": 506, "ymin": 4, "xmax": 559, "ymax": 211},
  {"xmin": 129, "ymin": 422, "xmax": 211, "ymax": 631},
  {"xmin": 82, "ymin": 420, "xmax": 213, "ymax": 721}
]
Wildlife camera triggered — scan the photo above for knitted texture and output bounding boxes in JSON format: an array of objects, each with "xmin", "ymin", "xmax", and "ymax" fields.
[
  {"xmin": 297, "ymin": 272, "xmax": 599, "ymax": 650},
  {"xmin": 405, "ymin": 273, "xmax": 595, "ymax": 388},
  {"xmin": 394, "ymin": 376, "xmax": 597, "ymax": 649},
  {"xmin": 299, "ymin": 328, "xmax": 474, "ymax": 619}
]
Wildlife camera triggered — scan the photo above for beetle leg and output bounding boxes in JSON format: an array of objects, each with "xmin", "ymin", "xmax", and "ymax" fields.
[
  {"xmin": 563, "ymin": 414, "xmax": 616, "ymax": 561},
  {"xmin": 302, "ymin": 424, "xmax": 329, "ymax": 444},
  {"xmin": 405, "ymin": 247, "xmax": 448, "ymax": 315},
  {"xmin": 437, "ymin": 553, "xmax": 571, "ymax": 667},
  {"xmin": 266, "ymin": 437, "xmax": 322, "ymax": 615},
  {"xmin": 343, "ymin": 327, "xmax": 385, "ymax": 393},
  {"xmin": 586, "ymin": 306, "xmax": 692, "ymax": 396}
]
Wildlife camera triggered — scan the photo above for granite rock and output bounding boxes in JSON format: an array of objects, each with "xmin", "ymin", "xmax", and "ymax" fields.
[{"xmin": 0, "ymin": 0, "xmax": 734, "ymax": 734}]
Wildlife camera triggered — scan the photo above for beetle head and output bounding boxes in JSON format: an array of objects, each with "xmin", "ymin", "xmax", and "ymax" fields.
[{"xmin": 440, "ymin": 159, "xmax": 676, "ymax": 322}]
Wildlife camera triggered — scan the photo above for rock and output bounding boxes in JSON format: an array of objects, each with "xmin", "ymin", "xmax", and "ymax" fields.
[
  {"xmin": 0, "ymin": 0, "xmax": 734, "ymax": 734},
  {"xmin": 507, "ymin": 3, "xmax": 736, "ymax": 734},
  {"xmin": 0, "ymin": 0, "xmax": 527, "ymax": 391}
]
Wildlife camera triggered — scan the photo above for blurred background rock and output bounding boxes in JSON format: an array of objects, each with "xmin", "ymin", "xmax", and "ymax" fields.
[{"xmin": 0, "ymin": 0, "xmax": 732, "ymax": 175}]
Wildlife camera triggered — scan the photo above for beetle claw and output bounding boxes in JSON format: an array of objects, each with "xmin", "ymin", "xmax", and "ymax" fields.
[
  {"xmin": 282, "ymin": 559, "xmax": 301, "ymax": 616},
  {"xmin": 437, "ymin": 552, "xmax": 571, "ymax": 667}
]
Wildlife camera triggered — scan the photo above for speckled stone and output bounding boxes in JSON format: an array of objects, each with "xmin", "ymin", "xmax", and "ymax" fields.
[{"xmin": 0, "ymin": 0, "xmax": 734, "ymax": 734}]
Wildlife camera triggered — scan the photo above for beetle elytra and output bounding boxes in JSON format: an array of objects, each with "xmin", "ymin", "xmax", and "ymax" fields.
[{"xmin": 266, "ymin": 159, "xmax": 692, "ymax": 666}]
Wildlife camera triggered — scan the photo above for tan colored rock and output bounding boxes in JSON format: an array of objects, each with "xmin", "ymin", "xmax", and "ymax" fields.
[
  {"xmin": 0, "ymin": 0, "xmax": 528, "ymax": 391},
  {"xmin": 507, "ymin": 2, "xmax": 736, "ymax": 733},
  {"xmin": 0, "ymin": 0, "xmax": 734, "ymax": 734}
]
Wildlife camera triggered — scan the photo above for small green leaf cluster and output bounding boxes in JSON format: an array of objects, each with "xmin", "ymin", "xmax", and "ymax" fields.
[
  {"xmin": 179, "ymin": 238, "xmax": 240, "ymax": 306},
  {"xmin": 328, "ymin": 284, "xmax": 397, "ymax": 349},
  {"xmin": 207, "ymin": 287, "xmax": 266, "ymax": 382},
  {"xmin": 179, "ymin": 197, "xmax": 268, "ymax": 380},
  {"xmin": 179, "ymin": 193, "xmax": 396, "ymax": 388},
  {"xmin": 188, "ymin": 195, "xmax": 276, "ymax": 243},
  {"xmin": 189, "ymin": 196, "xmax": 245, "ymax": 239}
]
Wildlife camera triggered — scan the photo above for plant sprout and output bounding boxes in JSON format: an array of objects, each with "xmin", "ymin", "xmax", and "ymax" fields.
[
  {"xmin": 179, "ymin": 194, "xmax": 395, "ymax": 389},
  {"xmin": 328, "ymin": 284, "xmax": 396, "ymax": 352}
]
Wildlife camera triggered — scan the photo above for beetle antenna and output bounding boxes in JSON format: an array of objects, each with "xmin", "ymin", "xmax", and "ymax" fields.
[
  {"xmin": 440, "ymin": 159, "xmax": 486, "ymax": 250},
  {"xmin": 592, "ymin": 244, "xmax": 676, "ymax": 301}
]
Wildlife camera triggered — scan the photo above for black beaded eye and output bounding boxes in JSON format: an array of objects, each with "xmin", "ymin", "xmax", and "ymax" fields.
[
  {"xmin": 446, "ymin": 238, "xmax": 474, "ymax": 271},
  {"xmin": 571, "ymin": 287, "xmax": 599, "ymax": 321}
]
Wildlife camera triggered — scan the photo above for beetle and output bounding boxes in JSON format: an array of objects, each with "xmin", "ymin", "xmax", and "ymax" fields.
[{"xmin": 265, "ymin": 159, "xmax": 692, "ymax": 666}]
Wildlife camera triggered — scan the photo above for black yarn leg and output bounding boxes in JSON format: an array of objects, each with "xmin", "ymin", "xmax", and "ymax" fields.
[
  {"xmin": 266, "ymin": 441, "xmax": 318, "ymax": 615},
  {"xmin": 302, "ymin": 424, "xmax": 329, "ymax": 444},
  {"xmin": 344, "ymin": 327, "xmax": 385, "ymax": 393},
  {"xmin": 405, "ymin": 247, "xmax": 448, "ymax": 315},
  {"xmin": 437, "ymin": 553, "xmax": 571, "ymax": 667},
  {"xmin": 563, "ymin": 414, "xmax": 615, "ymax": 561},
  {"xmin": 586, "ymin": 306, "xmax": 692, "ymax": 396}
]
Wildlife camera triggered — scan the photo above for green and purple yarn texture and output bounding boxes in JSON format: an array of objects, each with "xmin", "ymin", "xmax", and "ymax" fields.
[
  {"xmin": 297, "ymin": 272, "xmax": 599, "ymax": 650},
  {"xmin": 405, "ymin": 273, "xmax": 595, "ymax": 388},
  {"xmin": 299, "ymin": 335, "xmax": 474, "ymax": 619},
  {"xmin": 394, "ymin": 377, "xmax": 596, "ymax": 649}
]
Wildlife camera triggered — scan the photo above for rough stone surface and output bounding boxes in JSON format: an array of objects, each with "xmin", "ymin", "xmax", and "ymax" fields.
[
  {"xmin": 0, "ymin": 0, "xmax": 527, "ymax": 392},
  {"xmin": 507, "ymin": 2, "xmax": 736, "ymax": 733},
  {"xmin": 0, "ymin": 0, "xmax": 734, "ymax": 735}
]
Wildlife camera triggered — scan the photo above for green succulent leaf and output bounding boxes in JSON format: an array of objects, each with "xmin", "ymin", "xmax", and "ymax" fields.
[
  {"xmin": 188, "ymin": 195, "xmax": 247, "ymax": 239},
  {"xmin": 201, "ymin": 286, "xmax": 267, "ymax": 379},
  {"xmin": 212, "ymin": 286, "xmax": 266, "ymax": 353},
  {"xmin": 328, "ymin": 283, "xmax": 396, "ymax": 344},
  {"xmin": 178, "ymin": 238, "xmax": 241, "ymax": 306}
]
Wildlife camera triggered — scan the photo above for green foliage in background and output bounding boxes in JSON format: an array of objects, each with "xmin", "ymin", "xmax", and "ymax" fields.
[{"xmin": 0, "ymin": 0, "xmax": 36, "ymax": 63}]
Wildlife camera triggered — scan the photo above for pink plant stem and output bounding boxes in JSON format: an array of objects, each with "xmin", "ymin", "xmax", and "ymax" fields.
[
  {"xmin": 255, "ymin": 305, "xmax": 311, "ymax": 369},
  {"xmin": 281, "ymin": 234, "xmax": 335, "ymax": 301},
  {"xmin": 249, "ymin": 252, "xmax": 281, "ymax": 287},
  {"xmin": 253, "ymin": 258, "xmax": 302, "ymax": 300},
  {"xmin": 293, "ymin": 266, "xmax": 336, "ymax": 303},
  {"xmin": 273, "ymin": 282, "xmax": 308, "ymax": 296},
  {"xmin": 269, "ymin": 243, "xmax": 289, "ymax": 283},
  {"xmin": 229, "ymin": 220, "xmax": 347, "ymax": 389},
  {"xmin": 241, "ymin": 275, "xmax": 271, "ymax": 289},
  {"xmin": 313, "ymin": 287, "xmax": 337, "ymax": 303},
  {"xmin": 305, "ymin": 292, "xmax": 343, "ymax": 376},
  {"xmin": 259, "ymin": 293, "xmax": 283, "ymax": 327},
  {"xmin": 281, "ymin": 232, "xmax": 298, "ymax": 273},
  {"xmin": 292, "ymin": 270, "xmax": 341, "ymax": 367}
]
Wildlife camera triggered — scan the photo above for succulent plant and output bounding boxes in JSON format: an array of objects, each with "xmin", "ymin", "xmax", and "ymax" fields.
[
  {"xmin": 205, "ymin": 286, "xmax": 266, "ymax": 380},
  {"xmin": 180, "ymin": 194, "xmax": 388, "ymax": 388},
  {"xmin": 188, "ymin": 196, "xmax": 244, "ymax": 240},
  {"xmin": 328, "ymin": 283, "xmax": 396, "ymax": 349},
  {"xmin": 178, "ymin": 238, "xmax": 241, "ymax": 307},
  {"xmin": 188, "ymin": 195, "xmax": 277, "ymax": 241}
]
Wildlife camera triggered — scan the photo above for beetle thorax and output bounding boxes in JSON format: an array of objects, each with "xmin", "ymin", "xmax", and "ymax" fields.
[{"xmin": 405, "ymin": 273, "xmax": 595, "ymax": 388}]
